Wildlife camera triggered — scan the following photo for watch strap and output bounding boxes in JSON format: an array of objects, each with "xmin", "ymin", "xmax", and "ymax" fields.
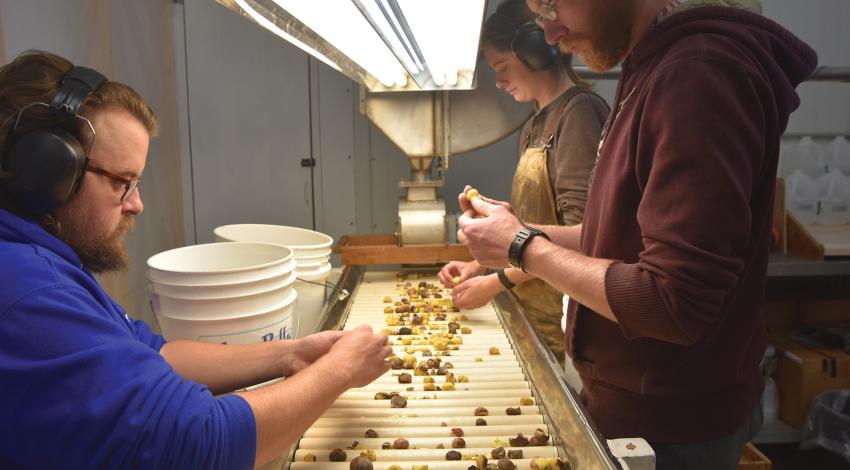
[
  {"xmin": 496, "ymin": 269, "xmax": 515, "ymax": 290},
  {"xmin": 508, "ymin": 226, "xmax": 550, "ymax": 272}
]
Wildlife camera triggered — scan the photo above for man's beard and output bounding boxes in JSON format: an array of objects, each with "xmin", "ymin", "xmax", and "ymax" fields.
[
  {"xmin": 560, "ymin": 0, "xmax": 638, "ymax": 72},
  {"xmin": 48, "ymin": 207, "xmax": 135, "ymax": 273}
]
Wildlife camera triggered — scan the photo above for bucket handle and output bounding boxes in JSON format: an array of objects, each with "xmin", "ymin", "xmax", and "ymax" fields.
[{"xmin": 295, "ymin": 277, "xmax": 350, "ymax": 303}]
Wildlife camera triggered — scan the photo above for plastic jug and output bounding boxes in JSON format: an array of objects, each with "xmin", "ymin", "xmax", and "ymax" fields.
[
  {"xmin": 785, "ymin": 169, "xmax": 818, "ymax": 225},
  {"xmin": 785, "ymin": 136, "xmax": 827, "ymax": 179},
  {"xmin": 826, "ymin": 136, "xmax": 850, "ymax": 175},
  {"xmin": 816, "ymin": 169, "xmax": 850, "ymax": 225},
  {"xmin": 763, "ymin": 376, "xmax": 779, "ymax": 425}
]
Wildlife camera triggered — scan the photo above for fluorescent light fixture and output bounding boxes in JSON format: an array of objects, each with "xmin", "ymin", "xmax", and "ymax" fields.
[
  {"xmin": 218, "ymin": 0, "xmax": 487, "ymax": 91},
  {"xmin": 234, "ymin": 0, "xmax": 342, "ymax": 73}
]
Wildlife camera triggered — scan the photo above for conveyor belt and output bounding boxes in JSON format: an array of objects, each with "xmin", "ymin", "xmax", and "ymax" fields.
[{"xmin": 284, "ymin": 268, "xmax": 621, "ymax": 470}]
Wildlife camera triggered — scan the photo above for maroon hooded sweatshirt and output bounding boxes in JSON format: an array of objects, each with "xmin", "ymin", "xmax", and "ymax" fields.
[{"xmin": 566, "ymin": 6, "xmax": 817, "ymax": 442}]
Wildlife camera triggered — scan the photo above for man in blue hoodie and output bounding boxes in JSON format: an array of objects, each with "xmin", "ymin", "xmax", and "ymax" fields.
[{"xmin": 0, "ymin": 50, "xmax": 392, "ymax": 470}]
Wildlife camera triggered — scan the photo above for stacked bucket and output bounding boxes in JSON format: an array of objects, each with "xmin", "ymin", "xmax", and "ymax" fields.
[
  {"xmin": 146, "ymin": 242, "xmax": 298, "ymax": 344},
  {"xmin": 214, "ymin": 224, "xmax": 334, "ymax": 338}
]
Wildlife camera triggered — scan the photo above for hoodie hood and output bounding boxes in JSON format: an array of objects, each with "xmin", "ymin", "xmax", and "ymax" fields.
[
  {"xmin": 668, "ymin": 0, "xmax": 762, "ymax": 17},
  {"xmin": 0, "ymin": 208, "xmax": 81, "ymax": 267},
  {"xmin": 630, "ymin": 4, "xmax": 817, "ymax": 118}
]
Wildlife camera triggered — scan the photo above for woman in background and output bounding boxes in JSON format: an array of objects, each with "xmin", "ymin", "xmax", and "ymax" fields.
[{"xmin": 439, "ymin": 0, "xmax": 609, "ymax": 366}]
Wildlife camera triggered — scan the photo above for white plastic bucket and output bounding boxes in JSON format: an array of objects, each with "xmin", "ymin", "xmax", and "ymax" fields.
[
  {"xmin": 147, "ymin": 242, "xmax": 293, "ymax": 286},
  {"xmin": 292, "ymin": 250, "xmax": 332, "ymax": 265},
  {"xmin": 213, "ymin": 224, "xmax": 333, "ymax": 258},
  {"xmin": 155, "ymin": 290, "xmax": 298, "ymax": 344},
  {"xmin": 150, "ymin": 271, "xmax": 297, "ymax": 320},
  {"xmin": 148, "ymin": 265, "xmax": 295, "ymax": 300},
  {"xmin": 294, "ymin": 263, "xmax": 332, "ymax": 338},
  {"xmin": 293, "ymin": 260, "xmax": 331, "ymax": 276}
]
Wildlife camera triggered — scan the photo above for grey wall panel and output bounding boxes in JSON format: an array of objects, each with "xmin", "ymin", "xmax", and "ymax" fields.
[
  {"xmin": 352, "ymin": 87, "xmax": 375, "ymax": 235},
  {"xmin": 109, "ymin": 0, "xmax": 185, "ymax": 329},
  {"xmin": 183, "ymin": 0, "xmax": 314, "ymax": 244},
  {"xmin": 312, "ymin": 60, "xmax": 357, "ymax": 245},
  {"xmin": 763, "ymin": 0, "xmax": 850, "ymax": 137},
  {"xmin": 366, "ymin": 125, "xmax": 411, "ymax": 235}
]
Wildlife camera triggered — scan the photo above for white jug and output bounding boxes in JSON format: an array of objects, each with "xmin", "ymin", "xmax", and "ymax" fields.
[
  {"xmin": 816, "ymin": 169, "xmax": 850, "ymax": 226},
  {"xmin": 785, "ymin": 169, "xmax": 819, "ymax": 225},
  {"xmin": 826, "ymin": 136, "xmax": 850, "ymax": 175},
  {"xmin": 784, "ymin": 136, "xmax": 827, "ymax": 179}
]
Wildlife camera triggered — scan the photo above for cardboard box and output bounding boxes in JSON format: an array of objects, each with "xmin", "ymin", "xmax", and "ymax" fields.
[
  {"xmin": 772, "ymin": 333, "xmax": 850, "ymax": 428},
  {"xmin": 738, "ymin": 443, "xmax": 771, "ymax": 470}
]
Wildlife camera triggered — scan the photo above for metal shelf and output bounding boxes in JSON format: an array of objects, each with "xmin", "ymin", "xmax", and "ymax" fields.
[
  {"xmin": 752, "ymin": 419, "xmax": 801, "ymax": 444},
  {"xmin": 767, "ymin": 252, "xmax": 850, "ymax": 277}
]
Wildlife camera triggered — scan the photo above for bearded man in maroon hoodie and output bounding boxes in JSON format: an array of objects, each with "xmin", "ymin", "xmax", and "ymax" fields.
[{"xmin": 456, "ymin": 1, "xmax": 817, "ymax": 468}]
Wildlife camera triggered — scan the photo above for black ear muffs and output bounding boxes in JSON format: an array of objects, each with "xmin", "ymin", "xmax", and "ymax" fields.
[
  {"xmin": 1, "ymin": 66, "xmax": 106, "ymax": 214},
  {"xmin": 2, "ymin": 128, "xmax": 89, "ymax": 214},
  {"xmin": 511, "ymin": 23, "xmax": 560, "ymax": 71}
]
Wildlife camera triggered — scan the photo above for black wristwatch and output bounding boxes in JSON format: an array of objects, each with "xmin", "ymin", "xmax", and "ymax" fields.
[
  {"xmin": 508, "ymin": 226, "xmax": 550, "ymax": 272},
  {"xmin": 496, "ymin": 269, "xmax": 515, "ymax": 290}
]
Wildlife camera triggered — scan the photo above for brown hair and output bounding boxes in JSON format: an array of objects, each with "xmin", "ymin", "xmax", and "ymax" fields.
[
  {"xmin": 482, "ymin": 0, "xmax": 591, "ymax": 89},
  {"xmin": 0, "ymin": 50, "xmax": 158, "ymax": 215}
]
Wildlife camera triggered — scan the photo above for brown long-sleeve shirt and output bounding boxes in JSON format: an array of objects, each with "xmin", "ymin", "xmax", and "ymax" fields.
[{"xmin": 519, "ymin": 87, "xmax": 609, "ymax": 226}]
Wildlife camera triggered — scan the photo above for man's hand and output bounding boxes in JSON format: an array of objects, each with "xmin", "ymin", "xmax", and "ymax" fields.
[
  {"xmin": 437, "ymin": 260, "xmax": 486, "ymax": 288},
  {"xmin": 320, "ymin": 325, "xmax": 392, "ymax": 388},
  {"xmin": 458, "ymin": 185, "xmax": 516, "ymax": 216},
  {"xmin": 285, "ymin": 330, "xmax": 345, "ymax": 376},
  {"xmin": 457, "ymin": 195, "xmax": 524, "ymax": 268},
  {"xmin": 452, "ymin": 274, "xmax": 503, "ymax": 309}
]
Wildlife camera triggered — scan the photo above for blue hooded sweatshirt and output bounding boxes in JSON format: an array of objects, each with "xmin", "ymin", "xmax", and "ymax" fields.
[{"xmin": 0, "ymin": 208, "xmax": 256, "ymax": 469}]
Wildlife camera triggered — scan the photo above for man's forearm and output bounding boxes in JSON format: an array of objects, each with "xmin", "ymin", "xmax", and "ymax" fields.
[
  {"xmin": 161, "ymin": 340, "xmax": 293, "ymax": 394},
  {"xmin": 502, "ymin": 225, "xmax": 582, "ymax": 287},
  {"xmin": 527, "ymin": 223, "xmax": 582, "ymax": 251},
  {"xmin": 522, "ymin": 237, "xmax": 617, "ymax": 323},
  {"xmin": 238, "ymin": 358, "xmax": 350, "ymax": 468}
]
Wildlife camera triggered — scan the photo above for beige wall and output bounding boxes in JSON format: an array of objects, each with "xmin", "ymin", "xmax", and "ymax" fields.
[{"xmin": 0, "ymin": 0, "xmax": 185, "ymax": 329}]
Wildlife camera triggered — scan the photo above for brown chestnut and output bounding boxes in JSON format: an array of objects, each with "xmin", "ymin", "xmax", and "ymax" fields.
[
  {"xmin": 497, "ymin": 458, "xmax": 516, "ymax": 470},
  {"xmin": 349, "ymin": 455, "xmax": 374, "ymax": 470},
  {"xmin": 390, "ymin": 395, "xmax": 408, "ymax": 408},
  {"xmin": 508, "ymin": 433, "xmax": 529, "ymax": 447},
  {"xmin": 529, "ymin": 428, "xmax": 550, "ymax": 446},
  {"xmin": 446, "ymin": 450, "xmax": 462, "ymax": 460},
  {"xmin": 329, "ymin": 449, "xmax": 347, "ymax": 462},
  {"xmin": 392, "ymin": 437, "xmax": 409, "ymax": 449}
]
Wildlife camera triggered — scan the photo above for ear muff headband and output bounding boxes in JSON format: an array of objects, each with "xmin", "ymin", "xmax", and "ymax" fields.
[
  {"xmin": 2, "ymin": 66, "xmax": 106, "ymax": 214},
  {"xmin": 511, "ymin": 22, "xmax": 560, "ymax": 71}
]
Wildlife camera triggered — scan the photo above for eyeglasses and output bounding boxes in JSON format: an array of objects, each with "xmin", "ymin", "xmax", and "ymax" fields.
[
  {"xmin": 534, "ymin": 0, "xmax": 559, "ymax": 28},
  {"xmin": 86, "ymin": 164, "xmax": 141, "ymax": 202}
]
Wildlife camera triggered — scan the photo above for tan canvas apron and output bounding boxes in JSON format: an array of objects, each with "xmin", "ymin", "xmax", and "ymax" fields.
[{"xmin": 510, "ymin": 107, "xmax": 571, "ymax": 365}]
